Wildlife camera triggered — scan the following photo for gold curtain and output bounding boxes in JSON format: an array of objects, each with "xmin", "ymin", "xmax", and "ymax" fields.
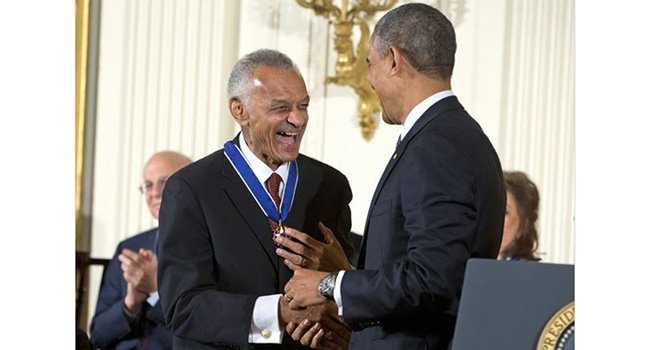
[{"xmin": 75, "ymin": 0, "xmax": 89, "ymax": 250}]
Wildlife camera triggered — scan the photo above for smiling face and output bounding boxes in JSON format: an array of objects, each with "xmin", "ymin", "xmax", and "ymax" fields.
[{"xmin": 230, "ymin": 66, "xmax": 309, "ymax": 169}]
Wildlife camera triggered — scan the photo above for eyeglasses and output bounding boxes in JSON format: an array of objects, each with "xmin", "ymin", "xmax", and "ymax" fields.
[{"xmin": 138, "ymin": 176, "xmax": 168, "ymax": 195}]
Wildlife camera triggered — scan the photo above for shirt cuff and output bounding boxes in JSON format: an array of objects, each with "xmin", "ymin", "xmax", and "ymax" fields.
[
  {"xmin": 248, "ymin": 294, "xmax": 283, "ymax": 344},
  {"xmin": 147, "ymin": 291, "xmax": 160, "ymax": 306},
  {"xmin": 334, "ymin": 270, "xmax": 345, "ymax": 316}
]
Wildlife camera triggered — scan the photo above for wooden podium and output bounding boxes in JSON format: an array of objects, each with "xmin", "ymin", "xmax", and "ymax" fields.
[{"xmin": 451, "ymin": 259, "xmax": 574, "ymax": 350}]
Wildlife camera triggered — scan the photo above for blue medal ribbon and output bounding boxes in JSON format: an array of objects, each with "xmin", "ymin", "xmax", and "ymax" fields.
[{"xmin": 224, "ymin": 141, "xmax": 298, "ymax": 224}]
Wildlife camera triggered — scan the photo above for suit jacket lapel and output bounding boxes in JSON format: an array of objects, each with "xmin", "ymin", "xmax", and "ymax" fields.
[
  {"xmin": 284, "ymin": 155, "xmax": 321, "ymax": 230},
  {"xmin": 222, "ymin": 145, "xmax": 280, "ymax": 271},
  {"xmin": 279, "ymin": 155, "xmax": 322, "ymax": 285},
  {"xmin": 367, "ymin": 96, "xmax": 462, "ymax": 212},
  {"xmin": 358, "ymin": 96, "xmax": 463, "ymax": 266}
]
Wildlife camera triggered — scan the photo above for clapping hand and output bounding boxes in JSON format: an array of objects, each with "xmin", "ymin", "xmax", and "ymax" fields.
[{"xmin": 119, "ymin": 248, "xmax": 158, "ymax": 311}]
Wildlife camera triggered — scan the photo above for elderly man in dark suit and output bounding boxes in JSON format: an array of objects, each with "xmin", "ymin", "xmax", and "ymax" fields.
[
  {"xmin": 157, "ymin": 49, "xmax": 353, "ymax": 350},
  {"xmin": 282, "ymin": 3, "xmax": 506, "ymax": 350},
  {"xmin": 90, "ymin": 151, "xmax": 191, "ymax": 350}
]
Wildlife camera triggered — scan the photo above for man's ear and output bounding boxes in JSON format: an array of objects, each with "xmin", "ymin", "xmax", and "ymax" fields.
[
  {"xmin": 230, "ymin": 97, "xmax": 247, "ymax": 126},
  {"xmin": 389, "ymin": 46, "xmax": 409, "ymax": 75}
]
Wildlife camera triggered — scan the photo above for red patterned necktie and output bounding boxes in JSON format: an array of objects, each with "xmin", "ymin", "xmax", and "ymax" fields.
[{"xmin": 265, "ymin": 173, "xmax": 282, "ymax": 230}]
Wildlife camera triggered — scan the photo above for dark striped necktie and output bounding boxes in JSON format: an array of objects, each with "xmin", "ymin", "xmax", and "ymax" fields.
[{"xmin": 265, "ymin": 173, "xmax": 282, "ymax": 230}]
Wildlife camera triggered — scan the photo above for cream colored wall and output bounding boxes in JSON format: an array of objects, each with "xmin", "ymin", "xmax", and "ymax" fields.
[
  {"xmin": 88, "ymin": 0, "xmax": 241, "ymax": 326},
  {"xmin": 497, "ymin": 0, "xmax": 575, "ymax": 263},
  {"xmin": 87, "ymin": 0, "xmax": 575, "ymax": 327}
]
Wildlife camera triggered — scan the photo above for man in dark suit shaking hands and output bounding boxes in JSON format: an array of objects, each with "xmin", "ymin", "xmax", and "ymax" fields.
[
  {"xmin": 158, "ymin": 49, "xmax": 353, "ymax": 350},
  {"xmin": 283, "ymin": 3, "xmax": 506, "ymax": 349}
]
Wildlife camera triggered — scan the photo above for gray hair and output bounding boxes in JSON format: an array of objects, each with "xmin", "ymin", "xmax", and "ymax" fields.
[
  {"xmin": 227, "ymin": 49, "xmax": 300, "ymax": 103},
  {"xmin": 372, "ymin": 3, "xmax": 456, "ymax": 80}
]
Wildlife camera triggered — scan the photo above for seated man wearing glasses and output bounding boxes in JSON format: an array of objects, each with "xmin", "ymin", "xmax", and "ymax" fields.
[{"xmin": 90, "ymin": 151, "xmax": 192, "ymax": 350}]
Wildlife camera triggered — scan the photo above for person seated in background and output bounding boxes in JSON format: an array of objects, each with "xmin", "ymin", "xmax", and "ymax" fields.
[
  {"xmin": 90, "ymin": 151, "xmax": 192, "ymax": 350},
  {"xmin": 499, "ymin": 170, "xmax": 542, "ymax": 261}
]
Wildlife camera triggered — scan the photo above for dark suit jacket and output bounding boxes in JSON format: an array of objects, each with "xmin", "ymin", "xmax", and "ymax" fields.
[
  {"xmin": 349, "ymin": 232, "xmax": 364, "ymax": 267},
  {"xmin": 90, "ymin": 228, "xmax": 172, "ymax": 350},
  {"xmin": 158, "ymin": 139, "xmax": 353, "ymax": 350},
  {"xmin": 341, "ymin": 96, "xmax": 506, "ymax": 350}
]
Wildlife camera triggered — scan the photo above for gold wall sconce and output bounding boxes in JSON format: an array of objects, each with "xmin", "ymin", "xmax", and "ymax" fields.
[{"xmin": 295, "ymin": 0, "xmax": 397, "ymax": 141}]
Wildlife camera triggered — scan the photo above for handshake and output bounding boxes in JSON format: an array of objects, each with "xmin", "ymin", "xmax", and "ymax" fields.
[{"xmin": 275, "ymin": 222, "xmax": 355, "ymax": 350}]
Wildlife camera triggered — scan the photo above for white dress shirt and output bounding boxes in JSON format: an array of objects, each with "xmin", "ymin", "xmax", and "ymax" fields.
[{"xmin": 238, "ymin": 134, "xmax": 288, "ymax": 344}]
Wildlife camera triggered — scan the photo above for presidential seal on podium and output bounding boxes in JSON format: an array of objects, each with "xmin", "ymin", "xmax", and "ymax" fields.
[{"xmin": 537, "ymin": 301, "xmax": 575, "ymax": 350}]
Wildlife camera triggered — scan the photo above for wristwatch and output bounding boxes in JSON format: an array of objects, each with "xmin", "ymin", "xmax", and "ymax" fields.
[{"xmin": 319, "ymin": 272, "xmax": 337, "ymax": 300}]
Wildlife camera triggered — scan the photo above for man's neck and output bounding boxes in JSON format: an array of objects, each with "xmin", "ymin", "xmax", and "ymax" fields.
[
  {"xmin": 237, "ymin": 132, "xmax": 290, "ymax": 183},
  {"xmin": 398, "ymin": 78, "xmax": 452, "ymax": 124},
  {"xmin": 241, "ymin": 133, "xmax": 281, "ymax": 170}
]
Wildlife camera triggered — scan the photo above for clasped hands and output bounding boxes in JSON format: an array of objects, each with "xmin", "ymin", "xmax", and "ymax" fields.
[
  {"xmin": 274, "ymin": 222, "xmax": 353, "ymax": 349},
  {"xmin": 119, "ymin": 248, "xmax": 158, "ymax": 312}
]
